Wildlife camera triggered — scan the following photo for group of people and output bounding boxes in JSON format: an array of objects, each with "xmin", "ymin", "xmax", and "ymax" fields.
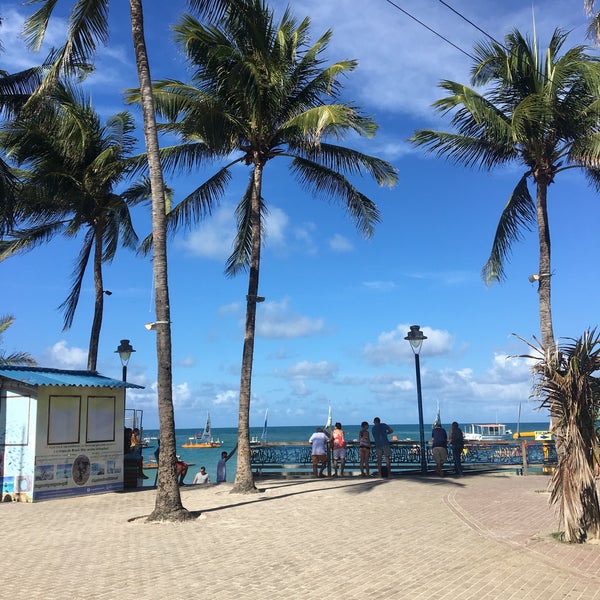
[
  {"xmin": 308, "ymin": 418, "xmax": 466, "ymax": 478},
  {"xmin": 308, "ymin": 417, "xmax": 395, "ymax": 478},
  {"xmin": 431, "ymin": 421, "xmax": 465, "ymax": 477},
  {"xmin": 151, "ymin": 440, "xmax": 237, "ymax": 486}
]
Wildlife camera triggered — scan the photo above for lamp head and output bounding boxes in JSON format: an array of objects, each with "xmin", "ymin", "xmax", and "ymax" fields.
[
  {"xmin": 115, "ymin": 339, "xmax": 135, "ymax": 364},
  {"xmin": 404, "ymin": 325, "xmax": 427, "ymax": 355}
]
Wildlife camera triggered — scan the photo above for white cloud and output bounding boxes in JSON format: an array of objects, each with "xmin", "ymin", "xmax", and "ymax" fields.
[
  {"xmin": 364, "ymin": 324, "xmax": 453, "ymax": 366},
  {"xmin": 214, "ymin": 389, "xmax": 237, "ymax": 406},
  {"xmin": 362, "ymin": 280, "xmax": 396, "ymax": 292},
  {"xmin": 256, "ymin": 298, "xmax": 325, "ymax": 339},
  {"xmin": 329, "ymin": 233, "xmax": 353, "ymax": 252},
  {"xmin": 178, "ymin": 356, "xmax": 196, "ymax": 367},
  {"xmin": 173, "ymin": 381, "xmax": 192, "ymax": 404},
  {"xmin": 43, "ymin": 340, "xmax": 87, "ymax": 369},
  {"xmin": 264, "ymin": 206, "xmax": 289, "ymax": 246},
  {"xmin": 281, "ymin": 360, "xmax": 338, "ymax": 381},
  {"xmin": 176, "ymin": 203, "xmax": 235, "ymax": 259}
]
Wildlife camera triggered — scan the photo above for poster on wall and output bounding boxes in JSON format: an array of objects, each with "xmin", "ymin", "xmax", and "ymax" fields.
[
  {"xmin": 33, "ymin": 392, "xmax": 123, "ymax": 500},
  {"xmin": 48, "ymin": 395, "xmax": 81, "ymax": 444}
]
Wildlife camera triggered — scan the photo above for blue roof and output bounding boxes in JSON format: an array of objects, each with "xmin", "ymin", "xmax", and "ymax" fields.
[{"xmin": 0, "ymin": 366, "xmax": 144, "ymax": 389}]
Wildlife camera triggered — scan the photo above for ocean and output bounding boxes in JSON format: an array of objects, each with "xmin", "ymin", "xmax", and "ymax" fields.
[{"xmin": 139, "ymin": 421, "xmax": 550, "ymax": 487}]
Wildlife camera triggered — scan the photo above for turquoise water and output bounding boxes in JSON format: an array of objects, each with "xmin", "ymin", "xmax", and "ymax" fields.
[{"xmin": 140, "ymin": 421, "xmax": 549, "ymax": 486}]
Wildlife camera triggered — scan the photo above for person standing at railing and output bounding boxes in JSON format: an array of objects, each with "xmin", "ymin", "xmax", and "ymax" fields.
[
  {"xmin": 448, "ymin": 422, "xmax": 464, "ymax": 477},
  {"xmin": 431, "ymin": 422, "xmax": 448, "ymax": 477},
  {"xmin": 331, "ymin": 422, "xmax": 347, "ymax": 477},
  {"xmin": 309, "ymin": 426, "xmax": 330, "ymax": 478},
  {"xmin": 372, "ymin": 417, "xmax": 393, "ymax": 477},
  {"xmin": 358, "ymin": 421, "xmax": 372, "ymax": 477}
]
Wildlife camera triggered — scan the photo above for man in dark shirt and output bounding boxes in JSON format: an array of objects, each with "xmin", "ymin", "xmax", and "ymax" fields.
[
  {"xmin": 431, "ymin": 423, "xmax": 448, "ymax": 476},
  {"xmin": 372, "ymin": 417, "xmax": 393, "ymax": 477}
]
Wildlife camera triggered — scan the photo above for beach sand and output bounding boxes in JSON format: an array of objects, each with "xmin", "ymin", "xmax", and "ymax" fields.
[{"xmin": 1, "ymin": 472, "xmax": 599, "ymax": 599}]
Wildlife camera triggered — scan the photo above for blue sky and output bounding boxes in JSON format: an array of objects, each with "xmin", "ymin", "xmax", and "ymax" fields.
[{"xmin": 1, "ymin": 1, "xmax": 598, "ymax": 429}]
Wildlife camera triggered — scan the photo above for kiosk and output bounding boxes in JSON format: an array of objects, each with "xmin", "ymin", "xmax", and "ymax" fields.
[{"xmin": 0, "ymin": 366, "xmax": 143, "ymax": 502}]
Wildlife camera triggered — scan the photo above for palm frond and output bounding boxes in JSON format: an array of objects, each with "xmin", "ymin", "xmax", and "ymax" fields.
[
  {"xmin": 481, "ymin": 174, "xmax": 535, "ymax": 284},
  {"xmin": 58, "ymin": 228, "xmax": 94, "ymax": 330},
  {"xmin": 291, "ymin": 156, "xmax": 380, "ymax": 238}
]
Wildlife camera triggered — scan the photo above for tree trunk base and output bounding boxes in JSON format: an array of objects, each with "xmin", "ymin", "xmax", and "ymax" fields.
[
  {"xmin": 230, "ymin": 481, "xmax": 260, "ymax": 494},
  {"xmin": 146, "ymin": 507, "xmax": 195, "ymax": 523}
]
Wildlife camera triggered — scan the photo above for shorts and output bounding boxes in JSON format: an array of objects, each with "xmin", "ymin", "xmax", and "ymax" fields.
[
  {"xmin": 432, "ymin": 446, "xmax": 448, "ymax": 465},
  {"xmin": 376, "ymin": 445, "xmax": 391, "ymax": 458},
  {"xmin": 312, "ymin": 454, "xmax": 326, "ymax": 465},
  {"xmin": 332, "ymin": 448, "xmax": 346, "ymax": 460}
]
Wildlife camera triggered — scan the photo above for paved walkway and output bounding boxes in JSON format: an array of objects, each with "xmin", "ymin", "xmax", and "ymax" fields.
[{"xmin": 1, "ymin": 471, "xmax": 599, "ymax": 599}]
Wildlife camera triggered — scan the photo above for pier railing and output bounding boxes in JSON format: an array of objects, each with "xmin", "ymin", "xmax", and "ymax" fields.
[{"xmin": 250, "ymin": 440, "xmax": 556, "ymax": 476}]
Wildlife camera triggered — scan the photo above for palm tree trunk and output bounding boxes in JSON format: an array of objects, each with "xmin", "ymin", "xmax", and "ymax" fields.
[
  {"xmin": 535, "ymin": 181, "xmax": 554, "ymax": 351},
  {"xmin": 231, "ymin": 163, "xmax": 263, "ymax": 494},
  {"xmin": 87, "ymin": 227, "xmax": 104, "ymax": 371},
  {"xmin": 129, "ymin": 0, "xmax": 188, "ymax": 521}
]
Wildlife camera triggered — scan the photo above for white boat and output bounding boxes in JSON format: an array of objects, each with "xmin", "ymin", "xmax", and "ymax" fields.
[
  {"xmin": 464, "ymin": 423, "xmax": 513, "ymax": 441},
  {"xmin": 251, "ymin": 409, "xmax": 268, "ymax": 446},
  {"xmin": 182, "ymin": 412, "xmax": 222, "ymax": 448}
]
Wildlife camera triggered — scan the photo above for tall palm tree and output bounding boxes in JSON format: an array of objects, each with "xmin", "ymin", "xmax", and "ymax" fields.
[
  {"xmin": 523, "ymin": 330, "xmax": 600, "ymax": 543},
  {"xmin": 141, "ymin": 0, "xmax": 397, "ymax": 493},
  {"xmin": 0, "ymin": 82, "xmax": 140, "ymax": 371},
  {"xmin": 0, "ymin": 314, "xmax": 37, "ymax": 366},
  {"xmin": 411, "ymin": 29, "xmax": 600, "ymax": 354},
  {"xmin": 23, "ymin": 0, "xmax": 189, "ymax": 521}
]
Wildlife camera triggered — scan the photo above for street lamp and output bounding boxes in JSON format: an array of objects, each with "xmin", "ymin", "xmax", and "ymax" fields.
[
  {"xmin": 115, "ymin": 339, "xmax": 135, "ymax": 382},
  {"xmin": 405, "ymin": 325, "xmax": 428, "ymax": 474}
]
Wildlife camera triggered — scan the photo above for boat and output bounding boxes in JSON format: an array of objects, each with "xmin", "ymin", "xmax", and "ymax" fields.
[
  {"xmin": 251, "ymin": 409, "xmax": 268, "ymax": 446},
  {"xmin": 324, "ymin": 404, "xmax": 332, "ymax": 430},
  {"xmin": 464, "ymin": 423, "xmax": 513, "ymax": 441},
  {"xmin": 513, "ymin": 430, "xmax": 553, "ymax": 440},
  {"xmin": 182, "ymin": 412, "xmax": 222, "ymax": 448}
]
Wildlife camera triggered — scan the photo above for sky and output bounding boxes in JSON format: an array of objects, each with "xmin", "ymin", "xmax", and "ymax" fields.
[{"xmin": 1, "ymin": 0, "xmax": 599, "ymax": 430}]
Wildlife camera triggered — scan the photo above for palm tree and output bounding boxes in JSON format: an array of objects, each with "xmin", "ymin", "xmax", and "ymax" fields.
[
  {"xmin": 585, "ymin": 1, "xmax": 600, "ymax": 43},
  {"xmin": 0, "ymin": 82, "xmax": 140, "ymax": 371},
  {"xmin": 0, "ymin": 314, "xmax": 37, "ymax": 366},
  {"xmin": 411, "ymin": 28, "xmax": 600, "ymax": 354},
  {"xmin": 523, "ymin": 330, "xmax": 600, "ymax": 543},
  {"xmin": 141, "ymin": 0, "xmax": 397, "ymax": 493},
  {"xmin": 0, "ymin": 47, "xmax": 71, "ymax": 235},
  {"xmin": 23, "ymin": 0, "xmax": 189, "ymax": 521}
]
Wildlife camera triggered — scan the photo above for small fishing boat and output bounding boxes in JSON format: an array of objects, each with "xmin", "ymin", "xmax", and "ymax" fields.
[
  {"xmin": 182, "ymin": 412, "xmax": 222, "ymax": 448},
  {"xmin": 464, "ymin": 423, "xmax": 513, "ymax": 441}
]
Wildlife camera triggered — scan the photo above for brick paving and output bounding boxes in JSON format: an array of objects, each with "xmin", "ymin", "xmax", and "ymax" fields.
[{"xmin": 1, "ymin": 471, "xmax": 599, "ymax": 599}]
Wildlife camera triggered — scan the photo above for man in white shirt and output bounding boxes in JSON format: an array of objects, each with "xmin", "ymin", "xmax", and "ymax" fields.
[
  {"xmin": 309, "ymin": 427, "xmax": 330, "ymax": 478},
  {"xmin": 192, "ymin": 466, "xmax": 211, "ymax": 485}
]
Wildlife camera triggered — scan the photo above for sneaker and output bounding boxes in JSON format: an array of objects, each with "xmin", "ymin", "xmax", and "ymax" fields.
[{"xmin": 140, "ymin": 474, "xmax": 149, "ymax": 479}]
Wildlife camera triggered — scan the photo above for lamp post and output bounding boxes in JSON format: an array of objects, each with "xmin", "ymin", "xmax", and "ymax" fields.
[
  {"xmin": 405, "ymin": 325, "xmax": 427, "ymax": 474},
  {"xmin": 115, "ymin": 339, "xmax": 135, "ymax": 382}
]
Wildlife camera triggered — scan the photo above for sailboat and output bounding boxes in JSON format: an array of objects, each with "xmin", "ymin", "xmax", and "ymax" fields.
[
  {"xmin": 182, "ymin": 412, "xmax": 222, "ymax": 448},
  {"xmin": 324, "ymin": 404, "xmax": 332, "ymax": 430},
  {"xmin": 251, "ymin": 409, "xmax": 268, "ymax": 446}
]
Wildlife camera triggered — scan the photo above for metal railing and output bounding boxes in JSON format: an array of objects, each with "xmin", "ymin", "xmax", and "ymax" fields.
[{"xmin": 250, "ymin": 440, "xmax": 557, "ymax": 476}]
